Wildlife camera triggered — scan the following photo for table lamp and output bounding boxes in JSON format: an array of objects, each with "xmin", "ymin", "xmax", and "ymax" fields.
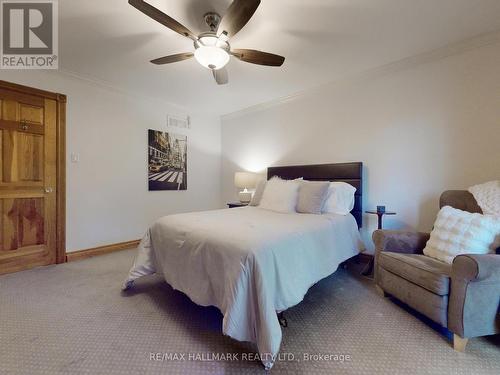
[{"xmin": 234, "ymin": 172, "xmax": 257, "ymax": 203}]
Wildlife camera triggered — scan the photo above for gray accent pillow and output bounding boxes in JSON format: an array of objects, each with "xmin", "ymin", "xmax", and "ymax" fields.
[
  {"xmin": 249, "ymin": 179, "xmax": 266, "ymax": 206},
  {"xmin": 296, "ymin": 181, "xmax": 330, "ymax": 214}
]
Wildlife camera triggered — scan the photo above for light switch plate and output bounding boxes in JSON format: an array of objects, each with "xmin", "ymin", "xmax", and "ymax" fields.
[{"xmin": 71, "ymin": 153, "xmax": 80, "ymax": 163}]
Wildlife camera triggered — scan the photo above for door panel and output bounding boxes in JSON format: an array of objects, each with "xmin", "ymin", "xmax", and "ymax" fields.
[
  {"xmin": 1, "ymin": 99, "xmax": 18, "ymax": 121},
  {"xmin": 20, "ymin": 104, "xmax": 44, "ymax": 125},
  {"xmin": 2, "ymin": 198, "xmax": 45, "ymax": 251},
  {"xmin": 0, "ymin": 88, "xmax": 57, "ymax": 274},
  {"xmin": 17, "ymin": 133, "xmax": 44, "ymax": 181}
]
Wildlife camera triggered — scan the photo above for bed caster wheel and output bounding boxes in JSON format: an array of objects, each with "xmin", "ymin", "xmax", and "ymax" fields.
[
  {"xmin": 277, "ymin": 312, "xmax": 288, "ymax": 327},
  {"xmin": 122, "ymin": 280, "xmax": 135, "ymax": 291}
]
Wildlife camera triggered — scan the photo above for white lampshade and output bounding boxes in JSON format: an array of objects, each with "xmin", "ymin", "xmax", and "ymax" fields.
[
  {"xmin": 194, "ymin": 46, "xmax": 230, "ymax": 70},
  {"xmin": 194, "ymin": 34, "xmax": 230, "ymax": 70},
  {"xmin": 234, "ymin": 172, "xmax": 258, "ymax": 189}
]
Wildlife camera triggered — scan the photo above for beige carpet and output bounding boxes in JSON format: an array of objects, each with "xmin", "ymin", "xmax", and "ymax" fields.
[{"xmin": 0, "ymin": 249, "xmax": 498, "ymax": 375}]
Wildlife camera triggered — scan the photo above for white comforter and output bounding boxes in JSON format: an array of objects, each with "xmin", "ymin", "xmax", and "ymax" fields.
[{"xmin": 124, "ymin": 207, "xmax": 363, "ymax": 369}]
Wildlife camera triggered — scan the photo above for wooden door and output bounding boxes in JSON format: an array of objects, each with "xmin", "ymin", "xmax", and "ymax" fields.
[{"xmin": 0, "ymin": 81, "xmax": 65, "ymax": 275}]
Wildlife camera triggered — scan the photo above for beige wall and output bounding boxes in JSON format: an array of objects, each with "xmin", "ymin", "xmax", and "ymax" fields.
[
  {"xmin": 2, "ymin": 40, "xmax": 498, "ymax": 253},
  {"xmin": 0, "ymin": 70, "xmax": 222, "ymax": 252},
  {"xmin": 221, "ymin": 42, "xmax": 500, "ymax": 252}
]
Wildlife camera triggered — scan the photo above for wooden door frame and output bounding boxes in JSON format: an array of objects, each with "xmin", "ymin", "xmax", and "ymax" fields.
[{"xmin": 0, "ymin": 80, "xmax": 66, "ymax": 264}]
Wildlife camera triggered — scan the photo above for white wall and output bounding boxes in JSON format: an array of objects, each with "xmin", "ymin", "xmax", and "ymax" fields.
[
  {"xmin": 221, "ymin": 42, "xmax": 500, "ymax": 252},
  {"xmin": 2, "ymin": 41, "xmax": 499, "ymax": 254},
  {"xmin": 0, "ymin": 70, "xmax": 221, "ymax": 252}
]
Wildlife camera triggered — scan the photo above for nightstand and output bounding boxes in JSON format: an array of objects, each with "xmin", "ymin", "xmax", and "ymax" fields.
[{"xmin": 227, "ymin": 202, "xmax": 249, "ymax": 208}]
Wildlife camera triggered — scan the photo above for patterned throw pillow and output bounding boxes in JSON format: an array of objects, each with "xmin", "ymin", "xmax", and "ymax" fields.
[{"xmin": 423, "ymin": 206, "xmax": 500, "ymax": 264}]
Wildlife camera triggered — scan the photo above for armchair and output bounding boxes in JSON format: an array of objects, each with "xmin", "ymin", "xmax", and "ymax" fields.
[{"xmin": 373, "ymin": 190, "xmax": 500, "ymax": 351}]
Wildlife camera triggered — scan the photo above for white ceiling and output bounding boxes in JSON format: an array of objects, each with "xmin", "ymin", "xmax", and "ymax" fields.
[{"xmin": 59, "ymin": 0, "xmax": 500, "ymax": 115}]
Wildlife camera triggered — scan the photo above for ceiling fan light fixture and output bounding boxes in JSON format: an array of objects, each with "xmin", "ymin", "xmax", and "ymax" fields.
[
  {"xmin": 194, "ymin": 34, "xmax": 230, "ymax": 70},
  {"xmin": 194, "ymin": 46, "xmax": 230, "ymax": 70}
]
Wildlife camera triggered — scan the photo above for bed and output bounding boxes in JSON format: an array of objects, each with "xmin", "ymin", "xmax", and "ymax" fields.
[{"xmin": 124, "ymin": 162, "xmax": 364, "ymax": 369}]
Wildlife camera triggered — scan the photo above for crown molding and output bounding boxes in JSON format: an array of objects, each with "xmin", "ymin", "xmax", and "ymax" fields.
[
  {"xmin": 45, "ymin": 68, "xmax": 199, "ymax": 116},
  {"xmin": 23, "ymin": 28, "xmax": 500, "ymax": 122},
  {"xmin": 221, "ymin": 29, "xmax": 500, "ymax": 122}
]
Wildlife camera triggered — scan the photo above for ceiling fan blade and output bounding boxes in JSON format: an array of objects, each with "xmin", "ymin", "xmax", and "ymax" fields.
[
  {"xmin": 217, "ymin": 0, "xmax": 260, "ymax": 39},
  {"xmin": 150, "ymin": 52, "xmax": 194, "ymax": 65},
  {"xmin": 129, "ymin": 0, "xmax": 197, "ymax": 41},
  {"xmin": 213, "ymin": 68, "xmax": 229, "ymax": 85},
  {"xmin": 231, "ymin": 49, "xmax": 285, "ymax": 67}
]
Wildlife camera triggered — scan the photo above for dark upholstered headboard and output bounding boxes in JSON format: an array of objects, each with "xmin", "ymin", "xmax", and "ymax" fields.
[{"xmin": 267, "ymin": 162, "xmax": 363, "ymax": 228}]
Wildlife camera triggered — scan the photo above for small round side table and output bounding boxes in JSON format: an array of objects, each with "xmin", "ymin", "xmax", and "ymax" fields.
[
  {"xmin": 361, "ymin": 210, "xmax": 397, "ymax": 276},
  {"xmin": 365, "ymin": 210, "xmax": 397, "ymax": 230}
]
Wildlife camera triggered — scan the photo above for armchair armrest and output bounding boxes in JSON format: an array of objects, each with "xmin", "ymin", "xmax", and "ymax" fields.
[
  {"xmin": 452, "ymin": 254, "xmax": 500, "ymax": 282},
  {"xmin": 449, "ymin": 254, "xmax": 500, "ymax": 338},
  {"xmin": 373, "ymin": 230, "xmax": 430, "ymax": 283},
  {"xmin": 373, "ymin": 230, "xmax": 430, "ymax": 256}
]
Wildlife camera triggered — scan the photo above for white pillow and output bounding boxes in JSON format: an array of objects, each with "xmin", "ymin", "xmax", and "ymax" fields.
[
  {"xmin": 468, "ymin": 180, "xmax": 500, "ymax": 216},
  {"xmin": 296, "ymin": 181, "xmax": 330, "ymax": 214},
  {"xmin": 322, "ymin": 182, "xmax": 356, "ymax": 215},
  {"xmin": 423, "ymin": 206, "xmax": 500, "ymax": 264},
  {"xmin": 259, "ymin": 177, "xmax": 300, "ymax": 213},
  {"xmin": 249, "ymin": 179, "xmax": 266, "ymax": 206}
]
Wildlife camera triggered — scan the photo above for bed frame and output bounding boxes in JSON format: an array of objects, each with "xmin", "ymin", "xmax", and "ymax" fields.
[
  {"xmin": 267, "ymin": 162, "xmax": 363, "ymax": 327},
  {"xmin": 267, "ymin": 162, "xmax": 363, "ymax": 228}
]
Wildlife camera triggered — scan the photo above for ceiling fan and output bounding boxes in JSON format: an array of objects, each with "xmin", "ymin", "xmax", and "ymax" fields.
[{"xmin": 129, "ymin": 0, "xmax": 285, "ymax": 85}]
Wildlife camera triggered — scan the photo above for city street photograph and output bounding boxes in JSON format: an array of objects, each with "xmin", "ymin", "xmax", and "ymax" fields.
[{"xmin": 148, "ymin": 129, "xmax": 187, "ymax": 191}]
